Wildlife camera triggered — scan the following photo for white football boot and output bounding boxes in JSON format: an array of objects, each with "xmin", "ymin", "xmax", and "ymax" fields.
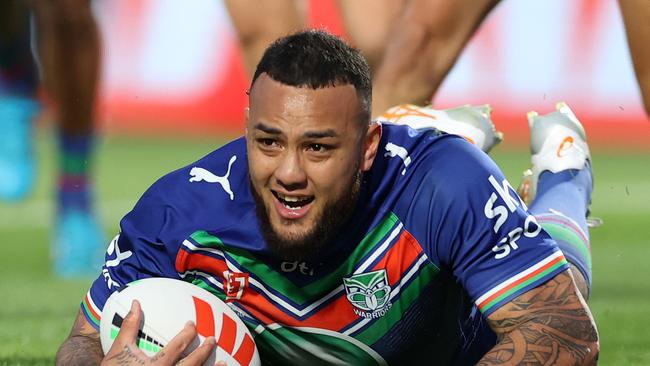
[
  {"xmin": 378, "ymin": 104, "xmax": 503, "ymax": 153},
  {"xmin": 517, "ymin": 102, "xmax": 602, "ymax": 227}
]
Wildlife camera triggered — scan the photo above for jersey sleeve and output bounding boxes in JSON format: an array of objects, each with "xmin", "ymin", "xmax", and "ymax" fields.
[
  {"xmin": 81, "ymin": 185, "xmax": 181, "ymax": 330},
  {"xmin": 419, "ymin": 139, "xmax": 569, "ymax": 317}
]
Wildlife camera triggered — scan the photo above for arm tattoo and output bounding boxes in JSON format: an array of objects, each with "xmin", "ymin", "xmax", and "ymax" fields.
[
  {"xmin": 56, "ymin": 311, "xmax": 104, "ymax": 366},
  {"xmin": 569, "ymin": 263, "xmax": 590, "ymax": 301},
  {"xmin": 477, "ymin": 271, "xmax": 599, "ymax": 365}
]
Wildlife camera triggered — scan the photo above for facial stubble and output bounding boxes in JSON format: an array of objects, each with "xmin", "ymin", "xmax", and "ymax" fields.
[{"xmin": 251, "ymin": 169, "xmax": 362, "ymax": 262}]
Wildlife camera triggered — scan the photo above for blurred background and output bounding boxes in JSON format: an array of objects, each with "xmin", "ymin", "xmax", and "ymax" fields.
[
  {"xmin": 1, "ymin": 0, "xmax": 649, "ymax": 364},
  {"xmin": 94, "ymin": 0, "xmax": 649, "ymax": 143}
]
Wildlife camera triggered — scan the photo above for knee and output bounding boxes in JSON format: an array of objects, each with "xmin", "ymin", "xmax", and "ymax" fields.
[
  {"xmin": 36, "ymin": 0, "xmax": 96, "ymax": 35},
  {"xmin": 356, "ymin": 37, "xmax": 386, "ymax": 72},
  {"xmin": 238, "ymin": 27, "xmax": 276, "ymax": 53},
  {"xmin": 401, "ymin": 0, "xmax": 463, "ymax": 42},
  {"xmin": 237, "ymin": 21, "xmax": 296, "ymax": 53}
]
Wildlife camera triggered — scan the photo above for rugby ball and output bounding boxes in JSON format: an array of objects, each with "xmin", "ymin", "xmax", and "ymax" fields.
[{"xmin": 99, "ymin": 277, "xmax": 260, "ymax": 366}]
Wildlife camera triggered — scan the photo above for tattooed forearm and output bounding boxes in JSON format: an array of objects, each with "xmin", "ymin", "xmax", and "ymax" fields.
[
  {"xmin": 56, "ymin": 310, "xmax": 104, "ymax": 366},
  {"xmin": 56, "ymin": 334, "xmax": 104, "ymax": 366},
  {"xmin": 569, "ymin": 263, "xmax": 590, "ymax": 301},
  {"xmin": 478, "ymin": 271, "xmax": 599, "ymax": 365}
]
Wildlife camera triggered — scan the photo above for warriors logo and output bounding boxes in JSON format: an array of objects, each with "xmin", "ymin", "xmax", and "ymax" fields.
[{"xmin": 343, "ymin": 269, "xmax": 392, "ymax": 318}]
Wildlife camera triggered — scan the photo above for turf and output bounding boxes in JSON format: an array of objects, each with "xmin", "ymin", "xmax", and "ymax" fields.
[{"xmin": 0, "ymin": 130, "xmax": 648, "ymax": 365}]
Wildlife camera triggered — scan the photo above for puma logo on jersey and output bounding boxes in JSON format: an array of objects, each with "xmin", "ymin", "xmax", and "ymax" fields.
[
  {"xmin": 189, "ymin": 155, "xmax": 237, "ymax": 200},
  {"xmin": 384, "ymin": 142, "xmax": 411, "ymax": 175}
]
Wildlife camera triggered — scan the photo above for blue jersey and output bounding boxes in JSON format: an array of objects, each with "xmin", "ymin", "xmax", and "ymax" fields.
[{"xmin": 82, "ymin": 124, "xmax": 568, "ymax": 365}]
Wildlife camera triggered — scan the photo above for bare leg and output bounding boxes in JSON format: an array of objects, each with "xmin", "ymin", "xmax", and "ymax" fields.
[
  {"xmin": 225, "ymin": 0, "xmax": 305, "ymax": 77},
  {"xmin": 371, "ymin": 0, "xmax": 500, "ymax": 117},
  {"xmin": 336, "ymin": 0, "xmax": 405, "ymax": 72},
  {"xmin": 31, "ymin": 0, "xmax": 99, "ymax": 135},
  {"xmin": 31, "ymin": 0, "xmax": 104, "ymax": 278},
  {"xmin": 619, "ymin": 0, "xmax": 650, "ymax": 117}
]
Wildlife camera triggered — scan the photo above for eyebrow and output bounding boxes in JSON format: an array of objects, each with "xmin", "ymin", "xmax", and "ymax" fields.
[
  {"xmin": 254, "ymin": 122, "xmax": 339, "ymax": 139},
  {"xmin": 303, "ymin": 129, "xmax": 338, "ymax": 139},
  {"xmin": 254, "ymin": 122, "xmax": 282, "ymax": 135}
]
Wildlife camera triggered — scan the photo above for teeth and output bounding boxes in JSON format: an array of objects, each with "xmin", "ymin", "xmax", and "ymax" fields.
[
  {"xmin": 277, "ymin": 193, "xmax": 309, "ymax": 203},
  {"xmin": 284, "ymin": 203, "xmax": 302, "ymax": 210}
]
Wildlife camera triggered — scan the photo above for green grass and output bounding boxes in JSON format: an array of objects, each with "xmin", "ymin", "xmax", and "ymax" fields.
[
  {"xmin": 494, "ymin": 148, "xmax": 650, "ymax": 365},
  {"xmin": 0, "ymin": 130, "xmax": 648, "ymax": 365},
  {"xmin": 0, "ymin": 130, "xmax": 222, "ymax": 365}
]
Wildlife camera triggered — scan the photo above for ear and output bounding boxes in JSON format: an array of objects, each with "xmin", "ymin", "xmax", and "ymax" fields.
[{"xmin": 361, "ymin": 122, "xmax": 382, "ymax": 172}]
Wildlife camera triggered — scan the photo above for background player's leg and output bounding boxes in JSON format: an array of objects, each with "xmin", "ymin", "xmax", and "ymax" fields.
[
  {"xmin": 370, "ymin": 0, "xmax": 500, "ymax": 117},
  {"xmin": 31, "ymin": 0, "xmax": 104, "ymax": 278},
  {"xmin": 336, "ymin": 0, "xmax": 405, "ymax": 72},
  {"xmin": 619, "ymin": 0, "xmax": 650, "ymax": 117},
  {"xmin": 0, "ymin": 0, "xmax": 39, "ymax": 200},
  {"xmin": 525, "ymin": 103, "xmax": 593, "ymax": 300},
  {"xmin": 225, "ymin": 0, "xmax": 305, "ymax": 77}
]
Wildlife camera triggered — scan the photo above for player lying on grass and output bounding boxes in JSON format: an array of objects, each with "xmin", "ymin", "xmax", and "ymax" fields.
[{"xmin": 57, "ymin": 30, "xmax": 598, "ymax": 365}]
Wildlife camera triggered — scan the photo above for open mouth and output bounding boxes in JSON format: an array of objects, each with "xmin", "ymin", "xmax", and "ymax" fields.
[{"xmin": 272, "ymin": 190, "xmax": 314, "ymax": 210}]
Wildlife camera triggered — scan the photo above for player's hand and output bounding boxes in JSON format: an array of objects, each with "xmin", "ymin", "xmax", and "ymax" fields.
[{"xmin": 101, "ymin": 300, "xmax": 219, "ymax": 366}]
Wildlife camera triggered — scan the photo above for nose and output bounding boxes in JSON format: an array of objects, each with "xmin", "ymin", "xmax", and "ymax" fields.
[{"xmin": 274, "ymin": 150, "xmax": 307, "ymax": 191}]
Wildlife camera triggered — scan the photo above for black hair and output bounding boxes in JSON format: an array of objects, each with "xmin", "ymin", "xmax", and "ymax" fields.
[{"xmin": 251, "ymin": 29, "xmax": 372, "ymax": 127}]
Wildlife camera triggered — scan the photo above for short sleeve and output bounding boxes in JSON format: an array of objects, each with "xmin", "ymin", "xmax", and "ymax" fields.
[
  {"xmin": 420, "ymin": 139, "xmax": 569, "ymax": 317},
  {"xmin": 80, "ymin": 187, "xmax": 181, "ymax": 330}
]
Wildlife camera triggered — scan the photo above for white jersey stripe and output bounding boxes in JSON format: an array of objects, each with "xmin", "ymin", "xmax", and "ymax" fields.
[
  {"xmin": 182, "ymin": 239, "xmax": 226, "ymax": 258},
  {"xmin": 354, "ymin": 222, "xmax": 403, "ymax": 274},
  {"xmin": 181, "ymin": 220, "xmax": 405, "ymax": 318},
  {"xmin": 475, "ymin": 250, "xmax": 564, "ymax": 306},
  {"xmin": 86, "ymin": 290, "xmax": 101, "ymax": 316},
  {"xmin": 179, "ymin": 270, "xmax": 224, "ymax": 290}
]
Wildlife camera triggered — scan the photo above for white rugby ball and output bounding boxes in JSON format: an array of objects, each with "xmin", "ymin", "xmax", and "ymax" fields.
[{"xmin": 99, "ymin": 277, "xmax": 260, "ymax": 366}]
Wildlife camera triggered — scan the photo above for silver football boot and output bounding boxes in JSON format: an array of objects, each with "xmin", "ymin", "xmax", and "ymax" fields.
[
  {"xmin": 516, "ymin": 102, "xmax": 602, "ymax": 227},
  {"xmin": 378, "ymin": 104, "xmax": 503, "ymax": 153}
]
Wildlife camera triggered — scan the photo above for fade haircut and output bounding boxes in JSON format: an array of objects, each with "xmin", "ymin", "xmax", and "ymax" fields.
[{"xmin": 251, "ymin": 29, "xmax": 372, "ymax": 129}]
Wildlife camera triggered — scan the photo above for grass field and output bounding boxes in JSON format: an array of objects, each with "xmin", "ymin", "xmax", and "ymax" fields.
[{"xmin": 0, "ymin": 129, "xmax": 649, "ymax": 365}]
